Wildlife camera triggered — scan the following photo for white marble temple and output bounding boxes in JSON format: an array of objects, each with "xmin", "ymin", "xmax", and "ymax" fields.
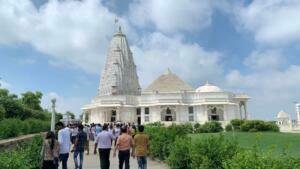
[{"xmin": 82, "ymin": 26, "xmax": 250, "ymax": 125}]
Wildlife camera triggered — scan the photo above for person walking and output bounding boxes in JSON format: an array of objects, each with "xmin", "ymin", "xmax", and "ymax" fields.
[
  {"xmin": 83, "ymin": 124, "xmax": 90, "ymax": 155},
  {"xmin": 72, "ymin": 124, "xmax": 87, "ymax": 169},
  {"xmin": 41, "ymin": 131, "xmax": 59, "ymax": 169},
  {"xmin": 56, "ymin": 122, "xmax": 71, "ymax": 169},
  {"xmin": 132, "ymin": 125, "xmax": 149, "ymax": 169},
  {"xmin": 94, "ymin": 124, "xmax": 116, "ymax": 169},
  {"xmin": 113, "ymin": 127, "xmax": 133, "ymax": 169}
]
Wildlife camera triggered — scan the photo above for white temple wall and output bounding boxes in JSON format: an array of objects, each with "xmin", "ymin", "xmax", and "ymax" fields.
[
  {"xmin": 150, "ymin": 106, "xmax": 161, "ymax": 122},
  {"xmin": 119, "ymin": 107, "xmax": 136, "ymax": 122},
  {"xmin": 90, "ymin": 108, "xmax": 104, "ymax": 124},
  {"xmin": 195, "ymin": 105, "xmax": 207, "ymax": 124},
  {"xmin": 177, "ymin": 105, "xmax": 188, "ymax": 122}
]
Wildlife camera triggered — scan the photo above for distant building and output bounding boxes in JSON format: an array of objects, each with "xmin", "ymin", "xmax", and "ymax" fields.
[
  {"xmin": 296, "ymin": 103, "xmax": 300, "ymax": 124},
  {"xmin": 82, "ymin": 25, "xmax": 250, "ymax": 125},
  {"xmin": 276, "ymin": 103, "xmax": 300, "ymax": 133}
]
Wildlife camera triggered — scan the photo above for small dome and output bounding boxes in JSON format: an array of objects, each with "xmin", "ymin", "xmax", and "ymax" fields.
[
  {"xmin": 277, "ymin": 110, "xmax": 289, "ymax": 119},
  {"xmin": 196, "ymin": 82, "xmax": 222, "ymax": 93}
]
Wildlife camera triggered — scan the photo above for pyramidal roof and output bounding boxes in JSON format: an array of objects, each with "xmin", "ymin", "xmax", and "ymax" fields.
[
  {"xmin": 143, "ymin": 69, "xmax": 194, "ymax": 92},
  {"xmin": 98, "ymin": 25, "xmax": 141, "ymax": 96}
]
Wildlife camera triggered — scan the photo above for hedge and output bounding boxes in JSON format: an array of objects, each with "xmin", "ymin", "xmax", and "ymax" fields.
[
  {"xmin": 226, "ymin": 119, "xmax": 279, "ymax": 132},
  {"xmin": 0, "ymin": 118, "xmax": 50, "ymax": 139}
]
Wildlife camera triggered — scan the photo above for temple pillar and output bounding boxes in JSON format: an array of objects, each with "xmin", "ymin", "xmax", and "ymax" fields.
[
  {"xmin": 243, "ymin": 102, "xmax": 248, "ymax": 120},
  {"xmin": 116, "ymin": 107, "xmax": 120, "ymax": 121},
  {"xmin": 141, "ymin": 107, "xmax": 145, "ymax": 124}
]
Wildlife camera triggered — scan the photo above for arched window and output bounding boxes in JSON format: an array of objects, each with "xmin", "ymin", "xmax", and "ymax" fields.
[{"xmin": 207, "ymin": 105, "xmax": 224, "ymax": 121}]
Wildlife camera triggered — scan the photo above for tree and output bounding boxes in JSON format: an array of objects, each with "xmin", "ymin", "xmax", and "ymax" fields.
[
  {"xmin": 55, "ymin": 112, "xmax": 63, "ymax": 122},
  {"xmin": 0, "ymin": 105, "xmax": 5, "ymax": 120},
  {"xmin": 66, "ymin": 111, "xmax": 75, "ymax": 119},
  {"xmin": 21, "ymin": 91, "xmax": 43, "ymax": 111}
]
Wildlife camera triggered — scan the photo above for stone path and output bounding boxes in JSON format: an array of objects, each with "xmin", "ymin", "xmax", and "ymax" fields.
[{"xmin": 67, "ymin": 141, "xmax": 169, "ymax": 169}]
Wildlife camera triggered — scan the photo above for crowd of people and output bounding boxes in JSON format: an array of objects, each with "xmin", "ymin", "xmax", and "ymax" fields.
[{"xmin": 41, "ymin": 122, "xmax": 149, "ymax": 169}]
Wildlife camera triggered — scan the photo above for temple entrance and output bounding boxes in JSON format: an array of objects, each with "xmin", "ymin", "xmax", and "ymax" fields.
[
  {"xmin": 207, "ymin": 105, "xmax": 224, "ymax": 121},
  {"xmin": 161, "ymin": 106, "xmax": 176, "ymax": 122},
  {"xmin": 111, "ymin": 110, "xmax": 116, "ymax": 122},
  {"xmin": 136, "ymin": 108, "xmax": 141, "ymax": 125}
]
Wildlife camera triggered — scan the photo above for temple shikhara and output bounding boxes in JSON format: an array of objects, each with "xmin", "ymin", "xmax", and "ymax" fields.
[{"xmin": 82, "ymin": 25, "xmax": 250, "ymax": 125}]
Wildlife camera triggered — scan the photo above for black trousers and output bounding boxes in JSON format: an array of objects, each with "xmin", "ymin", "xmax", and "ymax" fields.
[
  {"xmin": 42, "ymin": 160, "xmax": 54, "ymax": 169},
  {"xmin": 118, "ymin": 150, "xmax": 130, "ymax": 169},
  {"xmin": 98, "ymin": 148, "xmax": 111, "ymax": 169}
]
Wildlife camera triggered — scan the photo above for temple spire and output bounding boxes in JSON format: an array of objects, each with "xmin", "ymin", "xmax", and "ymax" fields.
[{"xmin": 98, "ymin": 21, "xmax": 140, "ymax": 96}]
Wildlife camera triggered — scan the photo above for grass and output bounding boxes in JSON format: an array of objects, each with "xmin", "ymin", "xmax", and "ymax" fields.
[{"xmin": 190, "ymin": 132, "xmax": 300, "ymax": 156}]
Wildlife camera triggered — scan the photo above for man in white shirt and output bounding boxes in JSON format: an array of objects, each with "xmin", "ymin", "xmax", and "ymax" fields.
[
  {"xmin": 56, "ymin": 122, "xmax": 71, "ymax": 169},
  {"xmin": 94, "ymin": 124, "xmax": 116, "ymax": 169}
]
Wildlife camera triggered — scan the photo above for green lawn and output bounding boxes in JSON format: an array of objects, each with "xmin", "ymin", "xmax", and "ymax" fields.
[{"xmin": 190, "ymin": 132, "xmax": 300, "ymax": 156}]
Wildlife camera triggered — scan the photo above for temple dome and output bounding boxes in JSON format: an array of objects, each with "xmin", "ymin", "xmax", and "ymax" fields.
[
  {"xmin": 196, "ymin": 82, "xmax": 222, "ymax": 93},
  {"xmin": 277, "ymin": 110, "xmax": 289, "ymax": 119},
  {"xmin": 143, "ymin": 69, "xmax": 194, "ymax": 92}
]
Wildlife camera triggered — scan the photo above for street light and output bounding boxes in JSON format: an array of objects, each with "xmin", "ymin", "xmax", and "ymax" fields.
[{"xmin": 51, "ymin": 98, "xmax": 56, "ymax": 133}]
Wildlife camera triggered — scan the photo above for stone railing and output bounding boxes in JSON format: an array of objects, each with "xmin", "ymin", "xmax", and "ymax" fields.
[{"xmin": 0, "ymin": 132, "xmax": 45, "ymax": 151}]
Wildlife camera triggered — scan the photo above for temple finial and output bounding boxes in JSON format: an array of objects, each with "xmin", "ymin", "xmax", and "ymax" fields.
[
  {"xmin": 164, "ymin": 68, "xmax": 172, "ymax": 75},
  {"xmin": 114, "ymin": 16, "xmax": 122, "ymax": 33}
]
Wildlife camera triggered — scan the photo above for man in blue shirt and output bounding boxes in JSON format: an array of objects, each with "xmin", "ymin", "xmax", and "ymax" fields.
[{"xmin": 94, "ymin": 124, "xmax": 116, "ymax": 169}]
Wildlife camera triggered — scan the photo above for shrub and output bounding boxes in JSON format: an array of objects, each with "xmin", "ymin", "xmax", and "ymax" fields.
[
  {"xmin": 167, "ymin": 137, "xmax": 192, "ymax": 169},
  {"xmin": 240, "ymin": 120, "xmax": 279, "ymax": 132},
  {"xmin": 224, "ymin": 147, "xmax": 300, "ymax": 169},
  {"xmin": 230, "ymin": 119, "xmax": 245, "ymax": 131},
  {"xmin": 0, "ymin": 118, "xmax": 50, "ymax": 139},
  {"xmin": 225, "ymin": 124, "xmax": 233, "ymax": 132},
  {"xmin": 0, "ymin": 136, "xmax": 43, "ymax": 169},
  {"xmin": 194, "ymin": 123, "xmax": 201, "ymax": 133},
  {"xmin": 0, "ymin": 118, "xmax": 22, "ymax": 139},
  {"xmin": 190, "ymin": 135, "xmax": 239, "ymax": 169},
  {"xmin": 145, "ymin": 123, "xmax": 192, "ymax": 160},
  {"xmin": 199, "ymin": 121, "xmax": 223, "ymax": 133}
]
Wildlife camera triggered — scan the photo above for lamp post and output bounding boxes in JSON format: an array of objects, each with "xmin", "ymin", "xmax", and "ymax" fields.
[{"xmin": 51, "ymin": 98, "xmax": 56, "ymax": 133}]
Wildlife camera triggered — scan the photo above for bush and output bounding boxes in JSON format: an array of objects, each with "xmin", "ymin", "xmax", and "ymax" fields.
[
  {"xmin": 145, "ymin": 123, "xmax": 192, "ymax": 160},
  {"xmin": 190, "ymin": 135, "xmax": 239, "ymax": 169},
  {"xmin": 167, "ymin": 137, "xmax": 192, "ymax": 169},
  {"xmin": 225, "ymin": 124, "xmax": 233, "ymax": 132},
  {"xmin": 199, "ymin": 121, "xmax": 223, "ymax": 133},
  {"xmin": 224, "ymin": 147, "xmax": 300, "ymax": 169},
  {"xmin": 230, "ymin": 119, "xmax": 245, "ymax": 131},
  {"xmin": 240, "ymin": 120, "xmax": 279, "ymax": 132},
  {"xmin": 0, "ymin": 118, "xmax": 22, "ymax": 138},
  {"xmin": 0, "ymin": 136, "xmax": 43, "ymax": 169},
  {"xmin": 0, "ymin": 118, "xmax": 50, "ymax": 139},
  {"xmin": 194, "ymin": 123, "xmax": 202, "ymax": 133}
]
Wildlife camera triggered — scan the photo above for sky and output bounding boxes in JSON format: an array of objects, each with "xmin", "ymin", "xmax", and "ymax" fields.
[{"xmin": 0, "ymin": 0, "xmax": 300, "ymax": 119}]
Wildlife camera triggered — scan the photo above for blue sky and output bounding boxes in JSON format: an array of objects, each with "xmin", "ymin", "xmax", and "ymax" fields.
[{"xmin": 0, "ymin": 0, "xmax": 300, "ymax": 119}]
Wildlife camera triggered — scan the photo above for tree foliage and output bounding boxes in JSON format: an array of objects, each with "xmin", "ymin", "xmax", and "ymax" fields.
[
  {"xmin": 0, "ymin": 89, "xmax": 49, "ymax": 120},
  {"xmin": 20, "ymin": 91, "xmax": 43, "ymax": 111}
]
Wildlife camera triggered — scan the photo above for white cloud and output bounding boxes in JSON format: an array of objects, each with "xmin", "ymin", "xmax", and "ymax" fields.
[
  {"xmin": 225, "ymin": 51, "xmax": 300, "ymax": 120},
  {"xmin": 243, "ymin": 50, "xmax": 284, "ymax": 70},
  {"xmin": 0, "ymin": 79, "xmax": 11, "ymax": 89},
  {"xmin": 235, "ymin": 0, "xmax": 300, "ymax": 45},
  {"xmin": 128, "ymin": 0, "xmax": 213, "ymax": 33},
  {"xmin": 0, "ymin": 0, "xmax": 133, "ymax": 74},
  {"xmin": 42, "ymin": 92, "xmax": 89, "ymax": 118},
  {"xmin": 132, "ymin": 32, "xmax": 223, "ymax": 87}
]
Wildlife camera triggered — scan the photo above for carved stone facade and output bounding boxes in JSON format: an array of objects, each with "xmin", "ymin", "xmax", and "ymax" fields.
[{"xmin": 98, "ymin": 27, "xmax": 140, "ymax": 96}]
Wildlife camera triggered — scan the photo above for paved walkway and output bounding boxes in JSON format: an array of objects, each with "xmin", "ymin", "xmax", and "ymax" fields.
[{"xmin": 67, "ymin": 141, "xmax": 169, "ymax": 169}]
